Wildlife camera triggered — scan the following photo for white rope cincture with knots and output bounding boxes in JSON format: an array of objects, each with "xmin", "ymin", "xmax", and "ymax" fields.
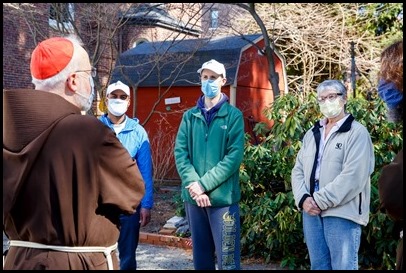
[{"xmin": 7, "ymin": 240, "xmax": 117, "ymax": 270}]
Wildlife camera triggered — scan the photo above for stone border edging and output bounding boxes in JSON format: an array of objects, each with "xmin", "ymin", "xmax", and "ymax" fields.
[{"xmin": 139, "ymin": 232, "xmax": 192, "ymax": 250}]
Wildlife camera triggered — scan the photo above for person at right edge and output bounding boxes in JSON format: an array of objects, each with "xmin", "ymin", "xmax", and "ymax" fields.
[
  {"xmin": 291, "ymin": 79, "xmax": 375, "ymax": 270},
  {"xmin": 3, "ymin": 35, "xmax": 145, "ymax": 270},
  {"xmin": 174, "ymin": 59, "xmax": 245, "ymax": 270},
  {"xmin": 376, "ymin": 40, "xmax": 403, "ymax": 270}
]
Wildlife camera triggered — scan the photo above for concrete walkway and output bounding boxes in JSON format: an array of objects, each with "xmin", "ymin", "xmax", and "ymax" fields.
[
  {"xmin": 3, "ymin": 232, "xmax": 193, "ymax": 270},
  {"xmin": 3, "ymin": 232, "xmax": 284, "ymax": 270}
]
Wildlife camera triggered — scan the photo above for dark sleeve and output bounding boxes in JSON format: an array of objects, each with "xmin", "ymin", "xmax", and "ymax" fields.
[
  {"xmin": 378, "ymin": 148, "xmax": 403, "ymax": 221},
  {"xmin": 298, "ymin": 194, "xmax": 311, "ymax": 210},
  {"xmin": 97, "ymin": 125, "xmax": 145, "ymax": 216}
]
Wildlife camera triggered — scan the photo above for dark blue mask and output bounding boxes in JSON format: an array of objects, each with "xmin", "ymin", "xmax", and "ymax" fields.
[{"xmin": 377, "ymin": 80, "xmax": 403, "ymax": 109}]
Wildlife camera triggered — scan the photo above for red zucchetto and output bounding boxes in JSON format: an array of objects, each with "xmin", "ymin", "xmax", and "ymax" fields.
[{"xmin": 30, "ymin": 37, "xmax": 74, "ymax": 80}]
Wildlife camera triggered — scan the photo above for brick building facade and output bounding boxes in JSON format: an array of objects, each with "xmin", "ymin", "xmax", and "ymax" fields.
[{"xmin": 2, "ymin": 3, "xmax": 236, "ymax": 91}]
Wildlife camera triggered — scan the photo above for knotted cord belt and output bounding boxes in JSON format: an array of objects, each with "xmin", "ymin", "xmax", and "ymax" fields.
[{"xmin": 8, "ymin": 240, "xmax": 117, "ymax": 270}]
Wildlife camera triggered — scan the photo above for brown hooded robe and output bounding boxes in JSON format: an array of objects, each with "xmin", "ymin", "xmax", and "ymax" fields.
[{"xmin": 3, "ymin": 89, "xmax": 145, "ymax": 270}]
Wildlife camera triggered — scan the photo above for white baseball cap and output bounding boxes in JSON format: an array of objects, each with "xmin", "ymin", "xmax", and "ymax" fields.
[
  {"xmin": 197, "ymin": 59, "xmax": 226, "ymax": 78},
  {"xmin": 106, "ymin": 80, "xmax": 130, "ymax": 96}
]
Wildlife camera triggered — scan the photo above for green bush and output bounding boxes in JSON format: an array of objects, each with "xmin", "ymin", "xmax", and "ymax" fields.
[
  {"xmin": 173, "ymin": 191, "xmax": 186, "ymax": 217},
  {"xmin": 240, "ymin": 91, "xmax": 402, "ymax": 270}
]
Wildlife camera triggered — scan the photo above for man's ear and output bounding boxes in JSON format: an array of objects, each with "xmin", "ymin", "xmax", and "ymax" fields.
[
  {"xmin": 66, "ymin": 73, "xmax": 78, "ymax": 92},
  {"xmin": 221, "ymin": 77, "xmax": 227, "ymax": 86}
]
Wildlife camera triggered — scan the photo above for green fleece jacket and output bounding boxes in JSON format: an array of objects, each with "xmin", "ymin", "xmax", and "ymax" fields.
[{"xmin": 174, "ymin": 101, "xmax": 244, "ymax": 207}]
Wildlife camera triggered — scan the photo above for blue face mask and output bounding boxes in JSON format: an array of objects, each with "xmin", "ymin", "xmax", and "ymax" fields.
[
  {"xmin": 377, "ymin": 79, "xmax": 403, "ymax": 109},
  {"xmin": 201, "ymin": 79, "xmax": 220, "ymax": 98},
  {"xmin": 377, "ymin": 79, "xmax": 403, "ymax": 123}
]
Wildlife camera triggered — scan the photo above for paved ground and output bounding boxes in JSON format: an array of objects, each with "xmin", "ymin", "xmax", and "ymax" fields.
[
  {"xmin": 3, "ymin": 232, "xmax": 284, "ymax": 270},
  {"xmin": 4, "ymin": 232, "xmax": 193, "ymax": 270}
]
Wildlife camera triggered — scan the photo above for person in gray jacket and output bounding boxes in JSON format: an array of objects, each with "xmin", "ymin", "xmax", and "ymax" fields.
[{"xmin": 291, "ymin": 79, "xmax": 375, "ymax": 270}]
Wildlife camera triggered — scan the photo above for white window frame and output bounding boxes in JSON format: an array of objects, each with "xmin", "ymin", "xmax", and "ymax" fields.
[
  {"xmin": 209, "ymin": 9, "xmax": 219, "ymax": 29},
  {"xmin": 132, "ymin": 38, "xmax": 149, "ymax": 48},
  {"xmin": 48, "ymin": 3, "xmax": 75, "ymax": 33}
]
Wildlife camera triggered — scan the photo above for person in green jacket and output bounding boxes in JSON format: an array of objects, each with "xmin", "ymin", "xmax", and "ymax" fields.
[{"xmin": 174, "ymin": 59, "xmax": 245, "ymax": 270}]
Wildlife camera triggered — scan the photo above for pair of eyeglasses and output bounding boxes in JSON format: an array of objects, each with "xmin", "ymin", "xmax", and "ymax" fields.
[
  {"xmin": 108, "ymin": 94, "xmax": 129, "ymax": 101},
  {"xmin": 75, "ymin": 66, "xmax": 97, "ymax": 78},
  {"xmin": 317, "ymin": 93, "xmax": 343, "ymax": 103}
]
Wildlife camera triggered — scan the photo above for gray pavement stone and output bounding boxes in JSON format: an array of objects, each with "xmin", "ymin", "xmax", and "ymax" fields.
[{"xmin": 3, "ymin": 232, "xmax": 284, "ymax": 270}]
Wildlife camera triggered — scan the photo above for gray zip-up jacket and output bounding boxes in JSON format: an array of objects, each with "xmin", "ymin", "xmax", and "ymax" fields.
[{"xmin": 291, "ymin": 114, "xmax": 375, "ymax": 226}]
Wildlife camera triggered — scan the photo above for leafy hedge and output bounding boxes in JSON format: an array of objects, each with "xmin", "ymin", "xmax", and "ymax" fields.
[{"xmin": 239, "ymin": 91, "xmax": 403, "ymax": 270}]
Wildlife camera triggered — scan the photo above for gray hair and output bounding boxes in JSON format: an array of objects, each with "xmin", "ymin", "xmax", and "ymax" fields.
[
  {"xmin": 32, "ymin": 35, "xmax": 85, "ymax": 92},
  {"xmin": 316, "ymin": 79, "xmax": 347, "ymax": 98}
]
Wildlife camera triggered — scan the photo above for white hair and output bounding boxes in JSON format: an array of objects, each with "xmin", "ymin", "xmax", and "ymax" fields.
[{"xmin": 316, "ymin": 79, "xmax": 347, "ymax": 98}]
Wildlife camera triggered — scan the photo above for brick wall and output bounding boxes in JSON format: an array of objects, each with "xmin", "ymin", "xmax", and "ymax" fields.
[{"xmin": 3, "ymin": 5, "xmax": 44, "ymax": 89}]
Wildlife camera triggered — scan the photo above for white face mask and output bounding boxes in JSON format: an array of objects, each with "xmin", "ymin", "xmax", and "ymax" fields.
[
  {"xmin": 319, "ymin": 97, "xmax": 343, "ymax": 118},
  {"xmin": 75, "ymin": 76, "xmax": 95, "ymax": 111},
  {"xmin": 108, "ymin": 98, "xmax": 129, "ymax": 116}
]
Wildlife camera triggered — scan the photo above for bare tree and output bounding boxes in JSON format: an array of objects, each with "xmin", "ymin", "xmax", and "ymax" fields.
[
  {"xmin": 234, "ymin": 3, "xmax": 281, "ymax": 98},
  {"xmin": 3, "ymin": 3, "xmax": 138, "ymax": 108},
  {"xmin": 225, "ymin": 3, "xmax": 385, "ymax": 97}
]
